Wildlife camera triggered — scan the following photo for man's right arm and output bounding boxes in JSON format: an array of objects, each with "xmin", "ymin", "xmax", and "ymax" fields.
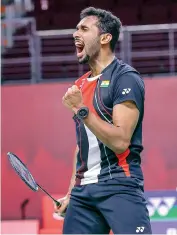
[
  {"xmin": 67, "ymin": 145, "xmax": 78, "ymax": 195},
  {"xmin": 54, "ymin": 145, "xmax": 78, "ymax": 214}
]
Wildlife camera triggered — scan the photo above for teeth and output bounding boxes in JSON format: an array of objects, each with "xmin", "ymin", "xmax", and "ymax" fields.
[{"xmin": 75, "ymin": 42, "xmax": 84, "ymax": 47}]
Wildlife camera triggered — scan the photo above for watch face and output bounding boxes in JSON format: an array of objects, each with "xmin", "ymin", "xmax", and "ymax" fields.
[
  {"xmin": 80, "ymin": 109, "xmax": 87, "ymax": 116},
  {"xmin": 78, "ymin": 107, "xmax": 89, "ymax": 118}
]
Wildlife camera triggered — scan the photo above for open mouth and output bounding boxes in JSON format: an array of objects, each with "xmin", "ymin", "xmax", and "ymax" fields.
[{"xmin": 75, "ymin": 41, "xmax": 85, "ymax": 58}]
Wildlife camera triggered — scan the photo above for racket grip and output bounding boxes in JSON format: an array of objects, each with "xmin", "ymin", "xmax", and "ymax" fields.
[
  {"xmin": 54, "ymin": 199, "xmax": 67, "ymax": 218},
  {"xmin": 58, "ymin": 207, "xmax": 67, "ymax": 218},
  {"xmin": 55, "ymin": 200, "xmax": 61, "ymax": 207}
]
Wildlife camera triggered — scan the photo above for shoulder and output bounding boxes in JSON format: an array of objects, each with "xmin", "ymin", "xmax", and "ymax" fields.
[
  {"xmin": 118, "ymin": 72, "xmax": 144, "ymax": 90},
  {"xmin": 111, "ymin": 60, "xmax": 144, "ymax": 91}
]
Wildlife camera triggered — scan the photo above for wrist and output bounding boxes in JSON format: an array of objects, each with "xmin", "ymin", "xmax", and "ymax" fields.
[
  {"xmin": 72, "ymin": 103, "xmax": 86, "ymax": 114},
  {"xmin": 75, "ymin": 106, "xmax": 89, "ymax": 120},
  {"xmin": 67, "ymin": 178, "xmax": 75, "ymax": 195},
  {"xmin": 66, "ymin": 192, "xmax": 71, "ymax": 198}
]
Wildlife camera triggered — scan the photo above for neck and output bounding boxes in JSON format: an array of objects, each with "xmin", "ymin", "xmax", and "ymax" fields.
[{"xmin": 89, "ymin": 51, "xmax": 115, "ymax": 77}]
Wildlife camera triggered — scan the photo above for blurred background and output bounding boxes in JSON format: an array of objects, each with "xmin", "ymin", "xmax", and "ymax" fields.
[{"xmin": 1, "ymin": 0, "xmax": 177, "ymax": 234}]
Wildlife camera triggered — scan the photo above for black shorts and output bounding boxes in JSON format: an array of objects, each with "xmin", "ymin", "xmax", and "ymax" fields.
[{"xmin": 63, "ymin": 178, "xmax": 152, "ymax": 234}]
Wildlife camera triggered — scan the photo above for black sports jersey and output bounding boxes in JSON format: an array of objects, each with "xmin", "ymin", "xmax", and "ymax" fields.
[{"xmin": 74, "ymin": 58, "xmax": 145, "ymax": 188}]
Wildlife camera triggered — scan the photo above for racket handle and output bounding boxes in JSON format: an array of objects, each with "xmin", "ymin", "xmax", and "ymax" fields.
[
  {"xmin": 55, "ymin": 200, "xmax": 61, "ymax": 207},
  {"xmin": 54, "ymin": 200, "xmax": 67, "ymax": 218}
]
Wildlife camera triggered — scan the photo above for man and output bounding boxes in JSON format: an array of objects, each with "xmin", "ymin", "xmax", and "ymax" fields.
[{"xmin": 54, "ymin": 7, "xmax": 152, "ymax": 234}]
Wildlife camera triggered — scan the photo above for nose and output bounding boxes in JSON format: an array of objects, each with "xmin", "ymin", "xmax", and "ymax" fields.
[
  {"xmin": 73, "ymin": 28, "xmax": 82, "ymax": 40},
  {"xmin": 73, "ymin": 30, "xmax": 78, "ymax": 39}
]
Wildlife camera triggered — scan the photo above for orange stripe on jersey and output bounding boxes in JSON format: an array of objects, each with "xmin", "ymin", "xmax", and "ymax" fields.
[
  {"xmin": 82, "ymin": 79, "xmax": 99, "ymax": 117},
  {"xmin": 116, "ymin": 149, "xmax": 130, "ymax": 177},
  {"xmin": 75, "ymin": 72, "xmax": 98, "ymax": 117}
]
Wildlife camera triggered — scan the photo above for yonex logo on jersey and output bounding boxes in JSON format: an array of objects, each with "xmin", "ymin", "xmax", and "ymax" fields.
[
  {"xmin": 122, "ymin": 88, "xmax": 131, "ymax": 94},
  {"xmin": 136, "ymin": 227, "xmax": 145, "ymax": 233},
  {"xmin": 100, "ymin": 80, "xmax": 110, "ymax": 87}
]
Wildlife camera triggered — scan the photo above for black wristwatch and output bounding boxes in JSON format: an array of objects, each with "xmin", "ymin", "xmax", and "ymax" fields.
[{"xmin": 76, "ymin": 107, "xmax": 89, "ymax": 119}]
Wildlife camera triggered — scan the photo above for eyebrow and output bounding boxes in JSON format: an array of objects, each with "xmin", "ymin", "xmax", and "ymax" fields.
[{"xmin": 76, "ymin": 24, "xmax": 89, "ymax": 30}]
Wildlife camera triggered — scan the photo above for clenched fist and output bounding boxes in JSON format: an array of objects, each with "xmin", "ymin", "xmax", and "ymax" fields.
[
  {"xmin": 53, "ymin": 195, "xmax": 70, "ymax": 218},
  {"xmin": 62, "ymin": 85, "xmax": 84, "ymax": 113}
]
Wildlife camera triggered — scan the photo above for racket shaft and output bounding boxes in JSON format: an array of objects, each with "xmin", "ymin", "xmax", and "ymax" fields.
[{"xmin": 37, "ymin": 184, "xmax": 61, "ymax": 206}]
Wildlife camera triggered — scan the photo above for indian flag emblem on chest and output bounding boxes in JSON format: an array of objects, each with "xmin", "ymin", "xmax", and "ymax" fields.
[{"xmin": 100, "ymin": 80, "xmax": 110, "ymax": 87}]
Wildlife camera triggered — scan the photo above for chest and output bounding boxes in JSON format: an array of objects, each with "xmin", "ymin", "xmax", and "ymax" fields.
[{"xmin": 81, "ymin": 76, "xmax": 113, "ymax": 123}]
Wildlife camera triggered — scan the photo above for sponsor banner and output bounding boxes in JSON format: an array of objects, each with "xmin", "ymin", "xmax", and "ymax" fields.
[
  {"xmin": 145, "ymin": 191, "xmax": 177, "ymax": 221},
  {"xmin": 151, "ymin": 221, "xmax": 177, "ymax": 234}
]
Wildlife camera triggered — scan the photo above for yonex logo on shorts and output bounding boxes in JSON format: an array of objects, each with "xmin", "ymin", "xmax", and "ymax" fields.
[
  {"xmin": 122, "ymin": 88, "xmax": 131, "ymax": 95},
  {"xmin": 136, "ymin": 226, "xmax": 145, "ymax": 233}
]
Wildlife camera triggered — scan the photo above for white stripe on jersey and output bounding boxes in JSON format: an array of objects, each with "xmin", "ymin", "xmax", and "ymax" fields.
[{"xmin": 81, "ymin": 125, "xmax": 101, "ymax": 185}]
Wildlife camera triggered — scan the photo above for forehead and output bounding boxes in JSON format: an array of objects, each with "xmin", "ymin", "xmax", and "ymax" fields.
[{"xmin": 77, "ymin": 16, "xmax": 99, "ymax": 28}]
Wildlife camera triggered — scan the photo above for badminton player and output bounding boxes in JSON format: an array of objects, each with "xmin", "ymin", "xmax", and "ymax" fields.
[{"xmin": 54, "ymin": 7, "xmax": 152, "ymax": 234}]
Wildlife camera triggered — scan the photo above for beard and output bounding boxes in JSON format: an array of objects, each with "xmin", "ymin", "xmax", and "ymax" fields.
[
  {"xmin": 77, "ymin": 37, "xmax": 101, "ymax": 65},
  {"xmin": 78, "ymin": 54, "xmax": 90, "ymax": 64},
  {"xmin": 78, "ymin": 46, "xmax": 100, "ymax": 65}
]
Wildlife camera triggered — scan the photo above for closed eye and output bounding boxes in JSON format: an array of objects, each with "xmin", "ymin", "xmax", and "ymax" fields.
[
  {"xmin": 81, "ymin": 26, "xmax": 88, "ymax": 31},
  {"xmin": 76, "ymin": 25, "xmax": 89, "ymax": 32}
]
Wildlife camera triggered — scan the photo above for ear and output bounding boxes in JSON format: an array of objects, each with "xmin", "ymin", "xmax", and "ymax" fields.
[{"xmin": 100, "ymin": 33, "xmax": 112, "ymax": 45}]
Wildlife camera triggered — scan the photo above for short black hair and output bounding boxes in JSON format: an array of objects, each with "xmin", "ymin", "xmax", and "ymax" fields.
[{"xmin": 80, "ymin": 7, "xmax": 122, "ymax": 52}]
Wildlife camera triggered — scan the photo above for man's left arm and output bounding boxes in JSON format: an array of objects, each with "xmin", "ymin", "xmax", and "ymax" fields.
[
  {"xmin": 63, "ymin": 72, "xmax": 144, "ymax": 154},
  {"xmin": 78, "ymin": 100, "xmax": 140, "ymax": 154}
]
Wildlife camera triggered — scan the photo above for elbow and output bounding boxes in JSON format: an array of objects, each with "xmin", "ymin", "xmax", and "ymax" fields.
[{"xmin": 113, "ymin": 139, "xmax": 130, "ymax": 154}]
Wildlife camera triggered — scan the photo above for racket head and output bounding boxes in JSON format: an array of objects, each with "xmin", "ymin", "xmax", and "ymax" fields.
[{"xmin": 7, "ymin": 152, "xmax": 38, "ymax": 192}]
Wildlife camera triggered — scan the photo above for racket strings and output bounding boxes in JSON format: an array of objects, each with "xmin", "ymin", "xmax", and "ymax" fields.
[
  {"xmin": 8, "ymin": 153, "xmax": 38, "ymax": 190},
  {"xmin": 7, "ymin": 152, "xmax": 60, "ymax": 211}
]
